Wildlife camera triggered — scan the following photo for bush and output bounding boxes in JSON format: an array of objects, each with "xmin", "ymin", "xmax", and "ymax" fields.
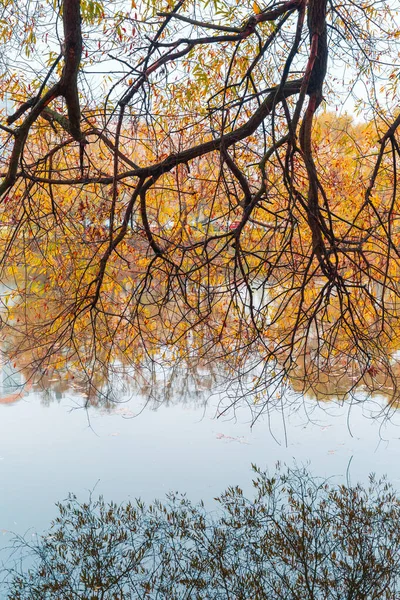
[{"xmin": 5, "ymin": 465, "xmax": 400, "ymax": 599}]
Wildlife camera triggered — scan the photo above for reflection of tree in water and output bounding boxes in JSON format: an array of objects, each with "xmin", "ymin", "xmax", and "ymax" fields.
[
  {"xmin": 3, "ymin": 261, "xmax": 400, "ymax": 418},
  {"xmin": 3, "ymin": 318, "xmax": 400, "ymax": 422},
  {"xmin": 6, "ymin": 465, "xmax": 400, "ymax": 599},
  {"xmin": 0, "ymin": 349, "xmax": 228, "ymax": 412}
]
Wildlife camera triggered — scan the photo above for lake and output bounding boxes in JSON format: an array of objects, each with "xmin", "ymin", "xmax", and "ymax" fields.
[{"xmin": 0, "ymin": 360, "xmax": 400, "ymax": 559}]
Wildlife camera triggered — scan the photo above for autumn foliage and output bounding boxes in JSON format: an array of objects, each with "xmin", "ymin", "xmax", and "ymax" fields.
[{"xmin": 0, "ymin": 0, "xmax": 399, "ymax": 407}]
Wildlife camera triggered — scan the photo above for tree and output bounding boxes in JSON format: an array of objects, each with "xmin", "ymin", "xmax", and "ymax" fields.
[
  {"xmin": 6, "ymin": 465, "xmax": 400, "ymax": 598},
  {"xmin": 0, "ymin": 0, "xmax": 399, "ymax": 409}
]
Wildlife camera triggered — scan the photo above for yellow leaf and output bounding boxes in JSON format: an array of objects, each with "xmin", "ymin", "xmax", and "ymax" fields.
[{"xmin": 253, "ymin": 1, "xmax": 261, "ymax": 14}]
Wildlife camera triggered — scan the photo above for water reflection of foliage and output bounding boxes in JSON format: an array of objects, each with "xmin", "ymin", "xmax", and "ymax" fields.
[
  {"xmin": 4, "ymin": 235, "xmax": 400, "ymax": 415},
  {"xmin": 0, "ymin": 350, "xmax": 228, "ymax": 412},
  {"xmin": 6, "ymin": 465, "xmax": 400, "ymax": 599},
  {"xmin": 4, "ymin": 317, "xmax": 400, "ymax": 421}
]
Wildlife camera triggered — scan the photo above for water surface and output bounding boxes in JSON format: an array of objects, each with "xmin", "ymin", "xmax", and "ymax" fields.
[{"xmin": 0, "ymin": 370, "xmax": 399, "ymax": 550}]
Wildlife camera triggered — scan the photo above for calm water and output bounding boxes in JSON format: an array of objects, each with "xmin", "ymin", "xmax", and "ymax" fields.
[{"xmin": 0, "ymin": 363, "xmax": 399, "ymax": 554}]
